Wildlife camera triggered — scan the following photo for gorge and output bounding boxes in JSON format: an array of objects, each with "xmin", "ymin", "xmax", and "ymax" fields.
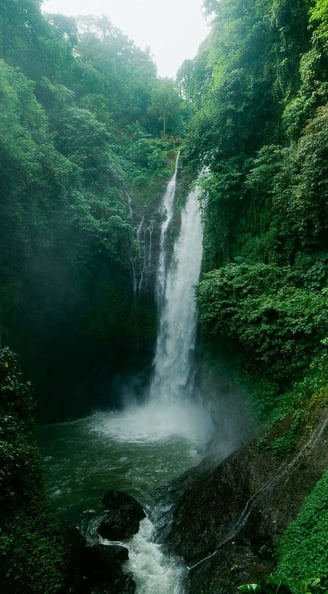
[
  {"xmin": 0, "ymin": 1, "xmax": 328, "ymax": 593},
  {"xmin": 39, "ymin": 161, "xmax": 214, "ymax": 594}
]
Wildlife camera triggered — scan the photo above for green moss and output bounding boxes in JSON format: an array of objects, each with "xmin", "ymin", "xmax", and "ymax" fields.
[
  {"xmin": 272, "ymin": 471, "xmax": 328, "ymax": 593},
  {"xmin": 0, "ymin": 510, "xmax": 67, "ymax": 594}
]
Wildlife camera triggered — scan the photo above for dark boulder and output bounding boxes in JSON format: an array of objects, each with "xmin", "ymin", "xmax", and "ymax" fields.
[
  {"xmin": 87, "ymin": 574, "xmax": 136, "ymax": 593},
  {"xmin": 112, "ymin": 574, "xmax": 136, "ymax": 594},
  {"xmin": 98, "ymin": 490, "xmax": 145, "ymax": 540},
  {"xmin": 62, "ymin": 525, "xmax": 87, "ymax": 592},
  {"xmin": 82, "ymin": 544, "xmax": 128, "ymax": 581},
  {"xmin": 102, "ymin": 489, "xmax": 145, "ymax": 521},
  {"xmin": 98, "ymin": 509, "xmax": 140, "ymax": 540},
  {"xmin": 81, "ymin": 544, "xmax": 136, "ymax": 593}
]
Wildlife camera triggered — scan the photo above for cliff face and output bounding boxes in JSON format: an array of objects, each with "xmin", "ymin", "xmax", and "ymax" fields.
[{"xmin": 164, "ymin": 408, "xmax": 328, "ymax": 594}]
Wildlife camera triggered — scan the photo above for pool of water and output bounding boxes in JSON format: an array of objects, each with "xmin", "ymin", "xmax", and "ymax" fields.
[{"xmin": 38, "ymin": 400, "xmax": 213, "ymax": 593}]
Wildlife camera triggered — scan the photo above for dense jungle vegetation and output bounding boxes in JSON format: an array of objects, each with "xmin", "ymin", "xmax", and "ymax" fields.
[
  {"xmin": 0, "ymin": 0, "xmax": 328, "ymax": 592},
  {"xmin": 0, "ymin": 0, "xmax": 186, "ymax": 421},
  {"xmin": 0, "ymin": 4, "xmax": 184, "ymax": 589},
  {"xmin": 180, "ymin": 0, "xmax": 328, "ymax": 591},
  {"xmin": 188, "ymin": 0, "xmax": 328, "ymax": 425}
]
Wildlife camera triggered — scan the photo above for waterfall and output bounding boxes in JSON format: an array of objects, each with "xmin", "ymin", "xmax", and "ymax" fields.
[
  {"xmin": 150, "ymin": 182, "xmax": 203, "ymax": 404},
  {"xmin": 117, "ymin": 166, "xmax": 212, "ymax": 439},
  {"xmin": 40, "ymin": 168, "xmax": 214, "ymax": 594},
  {"xmin": 136, "ymin": 218, "xmax": 155, "ymax": 295},
  {"xmin": 156, "ymin": 152, "xmax": 180, "ymax": 304},
  {"xmin": 131, "ymin": 153, "xmax": 179, "ymax": 300}
]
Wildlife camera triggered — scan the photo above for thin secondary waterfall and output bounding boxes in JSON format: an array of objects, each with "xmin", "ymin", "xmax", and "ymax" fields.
[
  {"xmin": 136, "ymin": 217, "xmax": 154, "ymax": 295},
  {"xmin": 150, "ymin": 183, "xmax": 203, "ymax": 404},
  {"xmin": 132, "ymin": 153, "xmax": 180, "ymax": 300}
]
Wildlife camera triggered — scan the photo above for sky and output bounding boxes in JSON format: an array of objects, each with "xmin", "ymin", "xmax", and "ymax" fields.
[{"xmin": 41, "ymin": 0, "xmax": 209, "ymax": 79}]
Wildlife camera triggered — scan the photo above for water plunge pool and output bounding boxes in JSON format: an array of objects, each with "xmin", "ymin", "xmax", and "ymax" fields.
[{"xmin": 39, "ymin": 401, "xmax": 213, "ymax": 593}]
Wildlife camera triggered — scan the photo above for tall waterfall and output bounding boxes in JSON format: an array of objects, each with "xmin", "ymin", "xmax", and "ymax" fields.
[
  {"xmin": 156, "ymin": 153, "xmax": 180, "ymax": 304},
  {"xmin": 149, "ymin": 182, "xmax": 203, "ymax": 404},
  {"xmin": 118, "ymin": 166, "xmax": 212, "ymax": 440}
]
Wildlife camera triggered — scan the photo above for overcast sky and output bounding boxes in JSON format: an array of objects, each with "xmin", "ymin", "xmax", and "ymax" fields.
[{"xmin": 41, "ymin": 0, "xmax": 209, "ymax": 78}]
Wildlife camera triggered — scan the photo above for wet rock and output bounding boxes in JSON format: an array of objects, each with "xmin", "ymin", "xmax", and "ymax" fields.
[
  {"xmin": 87, "ymin": 574, "xmax": 136, "ymax": 593},
  {"xmin": 102, "ymin": 489, "xmax": 145, "ymax": 521},
  {"xmin": 63, "ymin": 525, "xmax": 87, "ymax": 592},
  {"xmin": 98, "ymin": 510, "xmax": 140, "ymax": 540},
  {"xmin": 82, "ymin": 544, "xmax": 129, "ymax": 582},
  {"xmin": 113, "ymin": 574, "xmax": 136, "ymax": 594},
  {"xmin": 98, "ymin": 490, "xmax": 145, "ymax": 540},
  {"xmin": 164, "ymin": 408, "xmax": 328, "ymax": 593}
]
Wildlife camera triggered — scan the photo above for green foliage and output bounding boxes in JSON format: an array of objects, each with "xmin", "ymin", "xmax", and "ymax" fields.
[
  {"xmin": 238, "ymin": 585, "xmax": 262, "ymax": 592},
  {"xmin": 124, "ymin": 136, "xmax": 175, "ymax": 203},
  {"xmin": 0, "ymin": 347, "xmax": 67, "ymax": 593},
  {"xmin": 273, "ymin": 105, "xmax": 328, "ymax": 253},
  {"xmin": 0, "ymin": 0, "xmax": 76, "ymax": 81},
  {"xmin": 149, "ymin": 77, "xmax": 185, "ymax": 135},
  {"xmin": 272, "ymin": 470, "xmax": 328, "ymax": 592},
  {"xmin": 0, "ymin": 3, "xmax": 183, "ymax": 417},
  {"xmin": 0, "ymin": 510, "xmax": 67, "ymax": 594},
  {"xmin": 270, "ymin": 410, "xmax": 302, "ymax": 457},
  {"xmin": 197, "ymin": 263, "xmax": 328, "ymax": 385},
  {"xmin": 200, "ymin": 158, "xmax": 247, "ymax": 269},
  {"xmin": 309, "ymin": 0, "xmax": 328, "ymax": 41},
  {"xmin": 179, "ymin": 0, "xmax": 328, "ymax": 429},
  {"xmin": 238, "ymin": 576, "xmax": 328, "ymax": 594},
  {"xmin": 75, "ymin": 15, "xmax": 157, "ymax": 129},
  {"xmin": 238, "ymin": 576, "xmax": 292, "ymax": 593}
]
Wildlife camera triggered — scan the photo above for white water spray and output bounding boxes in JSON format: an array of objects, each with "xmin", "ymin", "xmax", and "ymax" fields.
[
  {"xmin": 125, "ymin": 518, "xmax": 187, "ymax": 594},
  {"xmin": 119, "ymin": 170, "xmax": 213, "ymax": 441},
  {"xmin": 150, "ymin": 184, "xmax": 204, "ymax": 404},
  {"xmin": 113, "ymin": 173, "xmax": 213, "ymax": 443}
]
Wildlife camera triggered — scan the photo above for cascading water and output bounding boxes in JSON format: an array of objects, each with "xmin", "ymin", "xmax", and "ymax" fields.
[
  {"xmin": 136, "ymin": 217, "xmax": 155, "ymax": 295},
  {"xmin": 156, "ymin": 152, "xmax": 180, "ymax": 303},
  {"xmin": 39, "ymin": 164, "xmax": 213, "ymax": 594},
  {"xmin": 130, "ymin": 174, "xmax": 213, "ymax": 439},
  {"xmin": 150, "ymin": 184, "xmax": 203, "ymax": 404}
]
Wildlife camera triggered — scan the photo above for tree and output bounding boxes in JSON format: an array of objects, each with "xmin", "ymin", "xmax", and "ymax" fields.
[
  {"xmin": 75, "ymin": 16, "xmax": 157, "ymax": 129},
  {"xmin": 149, "ymin": 78, "xmax": 184, "ymax": 135}
]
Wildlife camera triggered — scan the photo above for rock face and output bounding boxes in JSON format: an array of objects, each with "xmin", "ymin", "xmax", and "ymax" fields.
[
  {"xmin": 64, "ymin": 490, "xmax": 145, "ymax": 593},
  {"xmin": 98, "ymin": 489, "xmax": 146, "ymax": 540},
  {"xmin": 164, "ymin": 408, "xmax": 328, "ymax": 594},
  {"xmin": 81, "ymin": 544, "xmax": 135, "ymax": 594}
]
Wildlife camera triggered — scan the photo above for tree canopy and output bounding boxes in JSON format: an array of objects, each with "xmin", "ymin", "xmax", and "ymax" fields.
[{"xmin": 0, "ymin": 1, "xmax": 185, "ymax": 419}]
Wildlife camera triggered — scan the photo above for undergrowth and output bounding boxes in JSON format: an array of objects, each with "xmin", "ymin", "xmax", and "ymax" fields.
[
  {"xmin": 0, "ymin": 347, "xmax": 68, "ymax": 593},
  {"xmin": 272, "ymin": 470, "xmax": 328, "ymax": 592}
]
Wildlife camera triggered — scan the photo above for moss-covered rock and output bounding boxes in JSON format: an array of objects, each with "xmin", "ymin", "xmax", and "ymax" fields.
[{"xmin": 162, "ymin": 405, "xmax": 328, "ymax": 594}]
